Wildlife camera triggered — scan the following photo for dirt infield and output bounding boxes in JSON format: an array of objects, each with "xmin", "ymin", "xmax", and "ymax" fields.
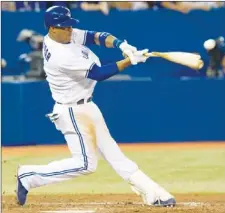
[
  {"xmin": 3, "ymin": 142, "xmax": 225, "ymax": 213},
  {"xmin": 3, "ymin": 194, "xmax": 225, "ymax": 213}
]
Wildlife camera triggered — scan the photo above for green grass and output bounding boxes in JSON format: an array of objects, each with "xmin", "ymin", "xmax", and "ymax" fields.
[{"xmin": 2, "ymin": 147, "xmax": 225, "ymax": 195}]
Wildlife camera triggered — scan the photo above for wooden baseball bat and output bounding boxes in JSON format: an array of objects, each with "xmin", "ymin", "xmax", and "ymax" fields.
[{"xmin": 144, "ymin": 52, "xmax": 204, "ymax": 70}]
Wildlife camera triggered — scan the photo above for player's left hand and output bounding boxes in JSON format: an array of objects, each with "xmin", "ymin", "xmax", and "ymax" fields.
[
  {"xmin": 128, "ymin": 49, "xmax": 149, "ymax": 65},
  {"xmin": 119, "ymin": 40, "xmax": 137, "ymax": 56}
]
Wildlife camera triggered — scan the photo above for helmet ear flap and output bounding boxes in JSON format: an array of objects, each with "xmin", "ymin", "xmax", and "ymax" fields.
[
  {"xmin": 44, "ymin": 22, "xmax": 49, "ymax": 30},
  {"xmin": 44, "ymin": 11, "xmax": 51, "ymax": 30}
]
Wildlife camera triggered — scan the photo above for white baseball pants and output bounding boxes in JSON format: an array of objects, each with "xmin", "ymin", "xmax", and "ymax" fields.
[{"xmin": 18, "ymin": 101, "xmax": 173, "ymax": 204}]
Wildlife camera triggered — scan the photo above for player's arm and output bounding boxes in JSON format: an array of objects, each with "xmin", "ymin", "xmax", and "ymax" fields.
[
  {"xmin": 86, "ymin": 49, "xmax": 148, "ymax": 81},
  {"xmin": 85, "ymin": 31, "xmax": 137, "ymax": 54},
  {"xmin": 94, "ymin": 32, "xmax": 123, "ymax": 48}
]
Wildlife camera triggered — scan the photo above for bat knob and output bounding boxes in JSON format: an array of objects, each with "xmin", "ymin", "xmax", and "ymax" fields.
[{"xmin": 198, "ymin": 60, "xmax": 204, "ymax": 69}]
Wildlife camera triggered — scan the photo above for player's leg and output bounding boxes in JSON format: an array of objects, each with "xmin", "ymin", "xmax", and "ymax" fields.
[
  {"xmin": 91, "ymin": 103, "xmax": 175, "ymax": 206},
  {"xmin": 18, "ymin": 133, "xmax": 97, "ymax": 190},
  {"xmin": 17, "ymin": 104, "xmax": 98, "ymax": 205}
]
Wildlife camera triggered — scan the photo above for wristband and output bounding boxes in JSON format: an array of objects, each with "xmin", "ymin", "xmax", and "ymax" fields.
[
  {"xmin": 99, "ymin": 32, "xmax": 111, "ymax": 47},
  {"xmin": 113, "ymin": 39, "xmax": 123, "ymax": 48}
]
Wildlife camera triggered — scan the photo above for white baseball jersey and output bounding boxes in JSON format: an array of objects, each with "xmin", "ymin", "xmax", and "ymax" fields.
[
  {"xmin": 43, "ymin": 29, "xmax": 101, "ymax": 104},
  {"xmin": 19, "ymin": 28, "xmax": 173, "ymax": 205}
]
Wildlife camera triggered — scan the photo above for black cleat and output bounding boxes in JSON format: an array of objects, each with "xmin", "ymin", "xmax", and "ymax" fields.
[
  {"xmin": 153, "ymin": 198, "xmax": 176, "ymax": 207},
  {"xmin": 16, "ymin": 176, "xmax": 28, "ymax": 206}
]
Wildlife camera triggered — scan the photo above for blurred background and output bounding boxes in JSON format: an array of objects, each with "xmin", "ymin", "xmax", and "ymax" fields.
[{"xmin": 2, "ymin": 1, "xmax": 225, "ymax": 146}]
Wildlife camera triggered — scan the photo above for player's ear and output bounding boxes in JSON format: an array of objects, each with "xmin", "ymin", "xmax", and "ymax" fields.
[{"xmin": 49, "ymin": 26, "xmax": 56, "ymax": 33}]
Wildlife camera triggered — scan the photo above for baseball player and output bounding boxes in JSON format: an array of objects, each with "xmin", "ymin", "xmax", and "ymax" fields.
[{"xmin": 16, "ymin": 6, "xmax": 176, "ymax": 207}]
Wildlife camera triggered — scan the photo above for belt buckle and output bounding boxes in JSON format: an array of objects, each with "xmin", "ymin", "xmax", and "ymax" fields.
[{"xmin": 77, "ymin": 99, "xmax": 84, "ymax": 105}]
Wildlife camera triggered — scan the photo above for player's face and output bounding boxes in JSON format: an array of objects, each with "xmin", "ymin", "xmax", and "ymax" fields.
[{"xmin": 53, "ymin": 27, "xmax": 73, "ymax": 43}]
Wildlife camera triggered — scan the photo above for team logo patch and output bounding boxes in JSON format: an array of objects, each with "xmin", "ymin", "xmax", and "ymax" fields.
[{"xmin": 82, "ymin": 49, "xmax": 89, "ymax": 59}]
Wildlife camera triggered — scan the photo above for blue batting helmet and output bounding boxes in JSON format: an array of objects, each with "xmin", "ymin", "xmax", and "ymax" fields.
[{"xmin": 44, "ymin": 6, "xmax": 79, "ymax": 30}]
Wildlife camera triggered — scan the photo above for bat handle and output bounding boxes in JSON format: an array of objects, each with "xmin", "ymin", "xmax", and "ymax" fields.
[{"xmin": 143, "ymin": 52, "xmax": 158, "ymax": 57}]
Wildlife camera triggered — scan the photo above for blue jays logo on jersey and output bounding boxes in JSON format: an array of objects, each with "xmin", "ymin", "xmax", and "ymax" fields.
[{"xmin": 82, "ymin": 49, "xmax": 89, "ymax": 59}]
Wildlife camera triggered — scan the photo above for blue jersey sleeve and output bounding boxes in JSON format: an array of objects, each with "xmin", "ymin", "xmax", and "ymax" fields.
[
  {"xmin": 83, "ymin": 31, "xmax": 97, "ymax": 46},
  {"xmin": 86, "ymin": 63, "xmax": 119, "ymax": 81}
]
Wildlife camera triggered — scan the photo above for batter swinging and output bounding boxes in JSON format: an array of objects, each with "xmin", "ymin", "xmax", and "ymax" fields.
[{"xmin": 16, "ymin": 6, "xmax": 176, "ymax": 207}]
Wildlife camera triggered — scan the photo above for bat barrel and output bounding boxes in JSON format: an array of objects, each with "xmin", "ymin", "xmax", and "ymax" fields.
[{"xmin": 144, "ymin": 51, "xmax": 204, "ymax": 70}]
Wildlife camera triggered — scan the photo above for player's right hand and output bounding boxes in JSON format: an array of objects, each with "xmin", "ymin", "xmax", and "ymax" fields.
[
  {"xmin": 119, "ymin": 40, "xmax": 137, "ymax": 55},
  {"xmin": 127, "ymin": 49, "xmax": 149, "ymax": 65}
]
